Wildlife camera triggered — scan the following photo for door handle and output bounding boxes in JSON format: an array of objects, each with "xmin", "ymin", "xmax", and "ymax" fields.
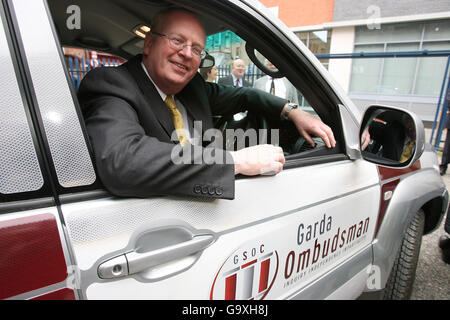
[
  {"xmin": 126, "ymin": 234, "xmax": 214, "ymax": 274},
  {"xmin": 98, "ymin": 234, "xmax": 214, "ymax": 279}
]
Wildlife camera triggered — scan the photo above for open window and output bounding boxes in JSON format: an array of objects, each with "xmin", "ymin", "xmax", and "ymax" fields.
[
  {"xmin": 203, "ymin": 24, "xmax": 345, "ymax": 161},
  {"xmin": 183, "ymin": 0, "xmax": 346, "ymax": 163},
  {"xmin": 205, "ymin": 29, "xmax": 326, "ymax": 156}
]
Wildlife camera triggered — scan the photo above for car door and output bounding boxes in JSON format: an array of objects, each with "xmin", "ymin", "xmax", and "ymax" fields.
[{"xmin": 10, "ymin": 0, "xmax": 381, "ymax": 300}]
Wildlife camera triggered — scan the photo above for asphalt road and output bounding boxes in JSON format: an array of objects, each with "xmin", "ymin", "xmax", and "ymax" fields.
[{"xmin": 410, "ymin": 161, "xmax": 450, "ymax": 300}]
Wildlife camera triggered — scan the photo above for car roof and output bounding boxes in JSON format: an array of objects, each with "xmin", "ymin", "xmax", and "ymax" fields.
[{"xmin": 47, "ymin": 0, "xmax": 229, "ymax": 59}]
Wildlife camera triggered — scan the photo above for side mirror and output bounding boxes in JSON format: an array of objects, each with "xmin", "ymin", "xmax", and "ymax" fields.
[
  {"xmin": 199, "ymin": 52, "xmax": 215, "ymax": 68},
  {"xmin": 360, "ymin": 105, "xmax": 425, "ymax": 167}
]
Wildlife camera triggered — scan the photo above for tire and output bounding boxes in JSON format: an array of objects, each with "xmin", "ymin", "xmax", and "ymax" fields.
[
  {"xmin": 383, "ymin": 209, "xmax": 425, "ymax": 300},
  {"xmin": 444, "ymin": 207, "xmax": 450, "ymax": 234}
]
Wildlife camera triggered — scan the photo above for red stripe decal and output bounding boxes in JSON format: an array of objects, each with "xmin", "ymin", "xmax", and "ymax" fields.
[
  {"xmin": 0, "ymin": 213, "xmax": 68, "ymax": 299},
  {"xmin": 31, "ymin": 288, "xmax": 75, "ymax": 300},
  {"xmin": 259, "ymin": 259, "xmax": 270, "ymax": 293},
  {"xmin": 241, "ymin": 259, "xmax": 257, "ymax": 269},
  {"xmin": 377, "ymin": 160, "xmax": 421, "ymax": 181},
  {"xmin": 374, "ymin": 160, "xmax": 421, "ymax": 237},
  {"xmin": 375, "ymin": 179, "xmax": 400, "ymax": 237},
  {"xmin": 224, "ymin": 274, "xmax": 237, "ymax": 300}
]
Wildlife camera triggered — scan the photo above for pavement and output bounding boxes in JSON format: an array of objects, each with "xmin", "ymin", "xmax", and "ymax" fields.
[
  {"xmin": 410, "ymin": 173, "xmax": 450, "ymax": 300},
  {"xmin": 410, "ymin": 128, "xmax": 450, "ymax": 300}
]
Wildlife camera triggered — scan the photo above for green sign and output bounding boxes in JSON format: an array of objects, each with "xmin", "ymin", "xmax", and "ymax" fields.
[{"xmin": 205, "ymin": 31, "xmax": 243, "ymax": 51}]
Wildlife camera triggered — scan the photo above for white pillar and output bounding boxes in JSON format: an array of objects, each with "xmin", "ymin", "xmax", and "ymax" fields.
[{"xmin": 328, "ymin": 27, "xmax": 355, "ymax": 93}]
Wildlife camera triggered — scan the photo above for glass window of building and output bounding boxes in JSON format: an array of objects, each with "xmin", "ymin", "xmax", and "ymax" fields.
[
  {"xmin": 349, "ymin": 20, "xmax": 450, "ymax": 97},
  {"xmin": 295, "ymin": 30, "xmax": 331, "ymax": 69}
]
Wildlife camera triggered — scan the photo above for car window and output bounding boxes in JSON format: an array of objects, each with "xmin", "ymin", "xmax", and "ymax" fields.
[
  {"xmin": 207, "ymin": 30, "xmax": 319, "ymax": 116},
  {"xmin": 206, "ymin": 30, "xmax": 326, "ymax": 154},
  {"xmin": 251, "ymin": 49, "xmax": 319, "ymax": 118}
]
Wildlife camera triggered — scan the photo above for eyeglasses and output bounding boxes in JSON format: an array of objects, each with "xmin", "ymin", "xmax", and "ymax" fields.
[{"xmin": 152, "ymin": 31, "xmax": 206, "ymax": 59}]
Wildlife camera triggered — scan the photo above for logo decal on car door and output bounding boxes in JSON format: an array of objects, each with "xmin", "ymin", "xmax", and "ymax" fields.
[{"xmin": 210, "ymin": 244, "xmax": 279, "ymax": 300}]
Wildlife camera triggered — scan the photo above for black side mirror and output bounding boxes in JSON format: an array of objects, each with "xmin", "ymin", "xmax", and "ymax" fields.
[
  {"xmin": 360, "ymin": 105, "xmax": 425, "ymax": 167},
  {"xmin": 199, "ymin": 52, "xmax": 215, "ymax": 68}
]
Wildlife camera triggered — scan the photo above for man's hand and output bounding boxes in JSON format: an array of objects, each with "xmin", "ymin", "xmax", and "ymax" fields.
[
  {"xmin": 230, "ymin": 144, "xmax": 285, "ymax": 176},
  {"xmin": 285, "ymin": 105, "xmax": 336, "ymax": 148},
  {"xmin": 361, "ymin": 128, "xmax": 371, "ymax": 151}
]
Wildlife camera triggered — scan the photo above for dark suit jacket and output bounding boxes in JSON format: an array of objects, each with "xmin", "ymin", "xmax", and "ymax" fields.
[
  {"xmin": 78, "ymin": 55, "xmax": 287, "ymax": 199},
  {"xmin": 218, "ymin": 75, "xmax": 251, "ymax": 88},
  {"xmin": 441, "ymin": 97, "xmax": 450, "ymax": 165},
  {"xmin": 369, "ymin": 120, "xmax": 405, "ymax": 161},
  {"xmin": 446, "ymin": 89, "xmax": 450, "ymax": 129}
]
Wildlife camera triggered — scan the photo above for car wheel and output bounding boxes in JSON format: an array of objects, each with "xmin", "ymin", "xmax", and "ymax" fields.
[{"xmin": 383, "ymin": 209, "xmax": 425, "ymax": 300}]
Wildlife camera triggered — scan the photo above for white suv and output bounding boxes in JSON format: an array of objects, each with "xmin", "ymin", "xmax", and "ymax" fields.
[{"xmin": 0, "ymin": 0, "xmax": 447, "ymax": 300}]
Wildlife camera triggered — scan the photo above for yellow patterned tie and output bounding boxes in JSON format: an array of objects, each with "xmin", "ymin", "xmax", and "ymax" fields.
[
  {"xmin": 164, "ymin": 95, "xmax": 189, "ymax": 146},
  {"xmin": 400, "ymin": 140, "xmax": 415, "ymax": 163}
]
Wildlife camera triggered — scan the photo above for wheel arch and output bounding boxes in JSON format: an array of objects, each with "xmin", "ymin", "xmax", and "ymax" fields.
[
  {"xmin": 422, "ymin": 193, "xmax": 448, "ymax": 235},
  {"xmin": 371, "ymin": 169, "xmax": 448, "ymax": 291}
]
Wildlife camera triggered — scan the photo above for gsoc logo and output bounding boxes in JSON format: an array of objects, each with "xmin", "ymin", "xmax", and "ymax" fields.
[{"xmin": 210, "ymin": 244, "xmax": 279, "ymax": 300}]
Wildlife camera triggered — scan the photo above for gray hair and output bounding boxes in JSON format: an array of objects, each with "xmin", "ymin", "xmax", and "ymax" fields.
[{"xmin": 151, "ymin": 7, "xmax": 203, "ymax": 33}]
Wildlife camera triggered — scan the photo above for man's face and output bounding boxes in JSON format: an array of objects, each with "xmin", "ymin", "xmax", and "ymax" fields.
[
  {"xmin": 143, "ymin": 11, "xmax": 206, "ymax": 95},
  {"xmin": 209, "ymin": 66, "xmax": 218, "ymax": 79},
  {"xmin": 231, "ymin": 59, "xmax": 246, "ymax": 79}
]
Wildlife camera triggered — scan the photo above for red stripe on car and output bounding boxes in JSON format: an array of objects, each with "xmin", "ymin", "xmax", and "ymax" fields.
[
  {"xmin": 374, "ymin": 161, "xmax": 421, "ymax": 237},
  {"xmin": 0, "ymin": 213, "xmax": 68, "ymax": 299},
  {"xmin": 377, "ymin": 160, "xmax": 421, "ymax": 181},
  {"xmin": 31, "ymin": 288, "xmax": 75, "ymax": 300}
]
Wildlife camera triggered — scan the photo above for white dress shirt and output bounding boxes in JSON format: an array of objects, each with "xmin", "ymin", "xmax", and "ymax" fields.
[
  {"xmin": 265, "ymin": 77, "xmax": 287, "ymax": 99},
  {"xmin": 231, "ymin": 74, "xmax": 243, "ymax": 87}
]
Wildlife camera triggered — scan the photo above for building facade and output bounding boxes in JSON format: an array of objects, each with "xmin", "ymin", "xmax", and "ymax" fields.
[{"xmin": 260, "ymin": 0, "xmax": 450, "ymax": 123}]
